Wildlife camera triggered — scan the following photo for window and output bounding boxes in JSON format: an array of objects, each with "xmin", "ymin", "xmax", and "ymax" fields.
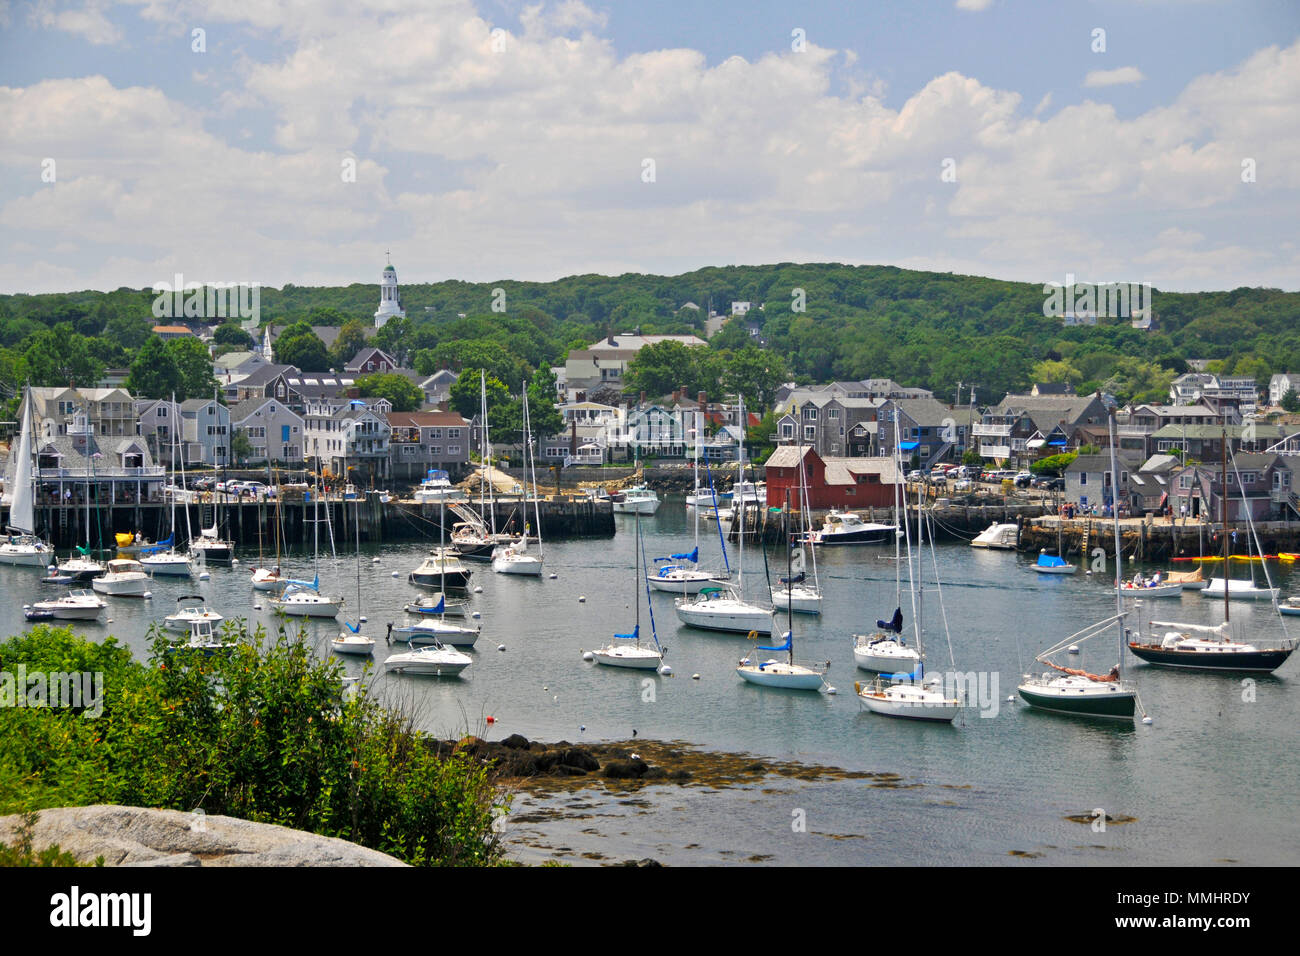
[
  {"xmin": 804, "ymin": 425, "xmax": 816, "ymax": 441},
  {"xmin": 1178, "ymin": 474, "xmax": 1193, "ymax": 489},
  {"xmin": 448, "ymin": 445, "xmax": 461, "ymax": 454},
  {"xmin": 780, "ymin": 423, "xmax": 794, "ymax": 438},
  {"xmin": 429, "ymin": 445, "xmax": 442, "ymax": 455},
  {"xmin": 448, "ymin": 428, "xmax": 461, "ymax": 438},
  {"xmin": 804, "ymin": 408, "xmax": 817, "ymax": 421},
  {"xmin": 828, "ymin": 408, "xmax": 840, "ymax": 420},
  {"xmin": 1080, "ymin": 472, "xmax": 1087, "ymax": 485}
]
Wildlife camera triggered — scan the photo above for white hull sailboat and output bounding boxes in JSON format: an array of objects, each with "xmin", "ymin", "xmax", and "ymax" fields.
[
  {"xmin": 592, "ymin": 510, "xmax": 665, "ymax": 671},
  {"xmin": 1200, "ymin": 578, "xmax": 1279, "ymax": 601},
  {"xmin": 1, "ymin": 387, "xmax": 53, "ymax": 568},
  {"xmin": 493, "ymin": 382, "xmax": 546, "ymax": 578}
]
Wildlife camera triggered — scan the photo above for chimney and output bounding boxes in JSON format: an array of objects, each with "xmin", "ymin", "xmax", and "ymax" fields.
[
  {"xmin": 640, "ymin": 390, "xmax": 646, "ymax": 407},
  {"xmin": 347, "ymin": 387, "xmax": 360, "ymax": 399},
  {"xmin": 672, "ymin": 389, "xmax": 680, "ymax": 403},
  {"xmin": 698, "ymin": 391, "xmax": 707, "ymax": 412}
]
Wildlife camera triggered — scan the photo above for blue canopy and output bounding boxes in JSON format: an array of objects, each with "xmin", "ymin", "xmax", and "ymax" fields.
[
  {"xmin": 1048, "ymin": 438, "xmax": 1068, "ymax": 446},
  {"xmin": 138, "ymin": 535, "xmax": 174, "ymax": 556},
  {"xmin": 1036, "ymin": 553, "xmax": 1068, "ymax": 568},
  {"xmin": 899, "ymin": 440, "xmax": 920, "ymax": 450}
]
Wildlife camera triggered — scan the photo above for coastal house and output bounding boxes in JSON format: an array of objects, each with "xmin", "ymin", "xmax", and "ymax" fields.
[
  {"xmin": 974, "ymin": 392, "xmax": 1108, "ymax": 467},
  {"xmin": 877, "ymin": 397, "xmax": 968, "ymax": 469},
  {"xmin": 1063, "ymin": 453, "xmax": 1138, "ymax": 513},
  {"xmin": 1170, "ymin": 453, "xmax": 1296, "ymax": 522},
  {"xmin": 385, "ymin": 410, "xmax": 471, "ymax": 481},
  {"xmin": 229, "ymin": 398, "xmax": 305, "ymax": 465},
  {"xmin": 14, "ymin": 406, "xmax": 166, "ymax": 506},
  {"xmin": 1268, "ymin": 373, "xmax": 1300, "ymax": 407},
  {"xmin": 344, "ymin": 347, "xmax": 398, "ymax": 375},
  {"xmin": 1149, "ymin": 422, "xmax": 1286, "ymax": 460},
  {"xmin": 304, "ymin": 402, "xmax": 391, "ymax": 486},
  {"xmin": 180, "ymin": 399, "xmax": 230, "ymax": 467}
]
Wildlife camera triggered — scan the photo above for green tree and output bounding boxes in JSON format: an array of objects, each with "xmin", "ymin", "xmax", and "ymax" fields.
[
  {"xmin": 20, "ymin": 326, "xmax": 104, "ymax": 388},
  {"xmin": 525, "ymin": 368, "xmax": 563, "ymax": 438},
  {"xmin": 330, "ymin": 319, "xmax": 370, "ymax": 368},
  {"xmin": 213, "ymin": 323, "xmax": 255, "ymax": 349},
  {"xmin": 448, "ymin": 370, "xmax": 510, "ymax": 422},
  {"xmin": 274, "ymin": 328, "xmax": 330, "ymax": 371},
  {"xmin": 125, "ymin": 337, "xmax": 182, "ymax": 400},
  {"xmin": 720, "ymin": 345, "xmax": 788, "ymax": 411},
  {"xmin": 1282, "ymin": 388, "xmax": 1299, "ymax": 413},
  {"xmin": 230, "ymin": 427, "xmax": 254, "ymax": 466},
  {"xmin": 355, "ymin": 373, "xmax": 422, "ymax": 412},
  {"xmin": 623, "ymin": 340, "xmax": 702, "ymax": 398},
  {"xmin": 167, "ymin": 336, "xmax": 218, "ymax": 401}
]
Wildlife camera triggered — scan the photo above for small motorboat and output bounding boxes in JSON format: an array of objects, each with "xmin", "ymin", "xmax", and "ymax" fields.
[
  {"xmin": 1279, "ymin": 596, "xmax": 1300, "ymax": 617},
  {"xmin": 163, "ymin": 595, "xmax": 225, "ymax": 632},
  {"xmin": 384, "ymin": 641, "xmax": 472, "ymax": 677},
  {"xmin": 1033, "ymin": 551, "xmax": 1077, "ymax": 575},
  {"xmin": 32, "ymin": 589, "xmax": 108, "ymax": 621},
  {"xmin": 1116, "ymin": 573, "xmax": 1182, "ymax": 599},
  {"xmin": 970, "ymin": 522, "xmax": 1018, "ymax": 550}
]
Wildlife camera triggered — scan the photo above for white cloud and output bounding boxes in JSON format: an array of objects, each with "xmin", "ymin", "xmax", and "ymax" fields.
[
  {"xmin": 1, "ymin": 3, "xmax": 1298, "ymax": 293},
  {"xmin": 955, "ymin": 0, "xmax": 994, "ymax": 11},
  {"xmin": 30, "ymin": 0, "xmax": 123, "ymax": 45},
  {"xmin": 1083, "ymin": 66, "xmax": 1145, "ymax": 88}
]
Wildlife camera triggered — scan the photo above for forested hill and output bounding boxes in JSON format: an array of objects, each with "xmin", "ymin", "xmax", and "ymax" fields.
[{"xmin": 2, "ymin": 263, "xmax": 1297, "ymax": 406}]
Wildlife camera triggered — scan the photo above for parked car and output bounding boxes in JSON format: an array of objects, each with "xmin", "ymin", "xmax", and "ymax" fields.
[
  {"xmin": 930, "ymin": 471, "xmax": 948, "ymax": 486},
  {"xmin": 241, "ymin": 481, "xmax": 267, "ymax": 497},
  {"xmin": 953, "ymin": 478, "xmax": 973, "ymax": 492},
  {"xmin": 907, "ymin": 470, "xmax": 924, "ymax": 482},
  {"xmin": 191, "ymin": 476, "xmax": 216, "ymax": 491},
  {"xmin": 1013, "ymin": 472, "xmax": 1033, "ymax": 488}
]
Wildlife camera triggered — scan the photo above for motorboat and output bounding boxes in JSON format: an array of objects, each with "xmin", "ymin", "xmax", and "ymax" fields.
[
  {"xmin": 413, "ymin": 469, "xmax": 466, "ymax": 503},
  {"xmin": 163, "ymin": 595, "xmax": 224, "ymax": 632},
  {"xmin": 384, "ymin": 641, "xmax": 472, "ymax": 677},
  {"xmin": 803, "ymin": 510, "xmax": 894, "ymax": 545},
  {"xmin": 168, "ymin": 618, "xmax": 236, "ymax": 656},
  {"xmin": 30, "ymin": 589, "xmax": 107, "ymax": 621},
  {"xmin": 1116, "ymin": 573, "xmax": 1183, "ymax": 599},
  {"xmin": 91, "ymin": 559, "xmax": 150, "ymax": 596},
  {"xmin": 612, "ymin": 486, "xmax": 661, "ymax": 515},
  {"xmin": 970, "ymin": 522, "xmax": 1018, "ymax": 550}
]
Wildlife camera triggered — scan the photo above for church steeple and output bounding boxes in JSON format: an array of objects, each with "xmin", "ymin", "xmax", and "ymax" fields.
[{"xmin": 374, "ymin": 251, "xmax": 405, "ymax": 329}]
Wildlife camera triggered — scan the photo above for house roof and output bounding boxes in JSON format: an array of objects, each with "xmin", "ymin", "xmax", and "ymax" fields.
[
  {"xmin": 887, "ymin": 397, "xmax": 958, "ymax": 428},
  {"xmin": 386, "ymin": 411, "xmax": 471, "ymax": 429},
  {"xmin": 1150, "ymin": 423, "xmax": 1285, "ymax": 440},
  {"xmin": 233, "ymin": 364, "xmax": 299, "ymax": 390},
  {"xmin": 180, "ymin": 398, "xmax": 224, "ymax": 413},
  {"xmin": 344, "ymin": 347, "xmax": 396, "ymax": 371},
  {"xmin": 229, "ymin": 397, "xmax": 302, "ymax": 424}
]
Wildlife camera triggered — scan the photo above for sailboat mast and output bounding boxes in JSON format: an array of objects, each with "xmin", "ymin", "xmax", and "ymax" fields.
[
  {"xmin": 785, "ymin": 487, "xmax": 794, "ymax": 661},
  {"xmin": 1223, "ymin": 425, "xmax": 1230, "ymax": 622},
  {"xmin": 736, "ymin": 396, "xmax": 745, "ymax": 599},
  {"xmin": 634, "ymin": 509, "xmax": 641, "ymax": 634},
  {"xmin": 1107, "ymin": 406, "xmax": 1125, "ymax": 671},
  {"xmin": 693, "ymin": 409, "xmax": 700, "ymax": 553}
]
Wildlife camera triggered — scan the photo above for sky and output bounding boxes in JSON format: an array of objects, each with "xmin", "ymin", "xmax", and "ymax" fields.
[{"xmin": 1, "ymin": 0, "xmax": 1298, "ymax": 295}]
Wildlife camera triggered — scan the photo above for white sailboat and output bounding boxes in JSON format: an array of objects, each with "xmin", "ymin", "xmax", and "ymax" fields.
[
  {"xmin": 58, "ymin": 449, "xmax": 104, "ymax": 581},
  {"xmin": 675, "ymin": 399, "xmax": 774, "ymax": 634},
  {"xmin": 492, "ymin": 382, "xmax": 544, "ymax": 576},
  {"xmin": 141, "ymin": 402, "xmax": 195, "ymax": 578},
  {"xmin": 332, "ymin": 496, "xmax": 375, "ymax": 656},
  {"xmin": 647, "ymin": 414, "xmax": 730, "ymax": 594},
  {"xmin": 592, "ymin": 510, "xmax": 665, "ymax": 670},
  {"xmin": 737, "ymin": 489, "xmax": 827, "ymax": 691},
  {"xmin": 770, "ymin": 438, "xmax": 822, "ymax": 614},
  {"xmin": 854, "ymin": 439, "xmax": 919, "ymax": 672},
  {"xmin": 0, "ymin": 386, "xmax": 55, "ymax": 568},
  {"xmin": 856, "ymin": 429, "xmax": 961, "ymax": 722},
  {"xmin": 268, "ymin": 473, "xmax": 343, "ymax": 618},
  {"xmin": 392, "ymin": 494, "xmax": 478, "ymax": 648}
]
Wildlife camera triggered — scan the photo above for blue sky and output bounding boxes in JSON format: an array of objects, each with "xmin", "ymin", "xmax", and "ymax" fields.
[{"xmin": 2, "ymin": 0, "xmax": 1298, "ymax": 294}]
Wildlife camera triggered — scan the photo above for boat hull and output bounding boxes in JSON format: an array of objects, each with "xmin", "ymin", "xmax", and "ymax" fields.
[
  {"xmin": 1017, "ymin": 684, "xmax": 1136, "ymax": 718},
  {"xmin": 91, "ymin": 576, "xmax": 149, "ymax": 596},
  {"xmin": 674, "ymin": 602, "xmax": 772, "ymax": 634},
  {"xmin": 770, "ymin": 587, "xmax": 822, "ymax": 614},
  {"xmin": 736, "ymin": 663, "xmax": 824, "ymax": 690},
  {"xmin": 1117, "ymin": 584, "xmax": 1183, "ymax": 599},
  {"xmin": 0, "ymin": 547, "xmax": 54, "ymax": 567},
  {"xmin": 593, "ymin": 648, "xmax": 662, "ymax": 669},
  {"xmin": 857, "ymin": 688, "xmax": 959, "ymax": 722},
  {"xmin": 646, "ymin": 571, "xmax": 722, "ymax": 594},
  {"xmin": 852, "ymin": 641, "xmax": 920, "ymax": 673},
  {"xmin": 1127, "ymin": 642, "xmax": 1294, "ymax": 673}
]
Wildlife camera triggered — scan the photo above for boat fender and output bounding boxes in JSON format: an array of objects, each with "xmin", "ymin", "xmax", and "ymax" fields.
[
  {"xmin": 746, "ymin": 630, "xmax": 758, "ymax": 641},
  {"xmin": 854, "ymin": 681, "xmax": 862, "ymax": 694}
]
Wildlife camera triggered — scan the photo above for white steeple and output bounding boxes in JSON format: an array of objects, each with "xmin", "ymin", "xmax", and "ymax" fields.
[
  {"xmin": 262, "ymin": 324, "xmax": 273, "ymax": 362},
  {"xmin": 374, "ymin": 251, "xmax": 405, "ymax": 329}
]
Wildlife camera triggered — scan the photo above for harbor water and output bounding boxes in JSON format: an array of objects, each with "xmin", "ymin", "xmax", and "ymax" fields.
[{"xmin": 4, "ymin": 498, "xmax": 1297, "ymax": 866}]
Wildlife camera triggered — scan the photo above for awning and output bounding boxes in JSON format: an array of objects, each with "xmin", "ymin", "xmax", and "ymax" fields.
[
  {"xmin": 1026, "ymin": 439, "xmax": 1046, "ymax": 449},
  {"xmin": 1048, "ymin": 439, "xmax": 1068, "ymax": 446},
  {"xmin": 899, "ymin": 440, "xmax": 920, "ymax": 450}
]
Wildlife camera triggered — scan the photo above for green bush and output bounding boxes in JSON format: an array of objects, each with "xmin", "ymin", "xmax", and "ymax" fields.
[{"xmin": 0, "ymin": 623, "xmax": 508, "ymax": 866}]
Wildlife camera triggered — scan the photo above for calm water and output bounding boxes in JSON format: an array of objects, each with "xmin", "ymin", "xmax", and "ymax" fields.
[{"xmin": 5, "ymin": 499, "xmax": 1298, "ymax": 866}]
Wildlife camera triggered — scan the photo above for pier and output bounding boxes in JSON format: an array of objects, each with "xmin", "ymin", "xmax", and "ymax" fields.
[{"xmin": 2, "ymin": 494, "xmax": 614, "ymax": 552}]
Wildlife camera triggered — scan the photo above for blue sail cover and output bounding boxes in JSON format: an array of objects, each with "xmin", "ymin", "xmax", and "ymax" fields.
[
  {"xmin": 1036, "ymin": 553, "xmax": 1069, "ymax": 569},
  {"xmin": 670, "ymin": 547, "xmax": 699, "ymax": 563},
  {"xmin": 345, "ymin": 620, "xmax": 361, "ymax": 634},
  {"xmin": 757, "ymin": 631, "xmax": 793, "ymax": 653},
  {"xmin": 875, "ymin": 607, "xmax": 904, "ymax": 634},
  {"xmin": 138, "ymin": 535, "xmax": 174, "ymax": 556},
  {"xmin": 779, "ymin": 572, "xmax": 806, "ymax": 585},
  {"xmin": 614, "ymin": 624, "xmax": 639, "ymax": 641}
]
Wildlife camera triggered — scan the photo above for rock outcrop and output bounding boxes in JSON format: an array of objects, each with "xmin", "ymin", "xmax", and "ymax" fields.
[{"xmin": 0, "ymin": 806, "xmax": 407, "ymax": 867}]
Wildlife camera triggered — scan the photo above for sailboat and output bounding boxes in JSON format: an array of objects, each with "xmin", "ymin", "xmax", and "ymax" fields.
[
  {"xmin": 452, "ymin": 372, "xmax": 518, "ymax": 561},
  {"xmin": 592, "ymin": 509, "xmax": 666, "ymax": 669},
  {"xmin": 675, "ymin": 399, "xmax": 774, "ymax": 634},
  {"xmin": 250, "ymin": 487, "xmax": 288, "ymax": 591},
  {"xmin": 331, "ymin": 495, "xmax": 375, "ymax": 656},
  {"xmin": 392, "ymin": 493, "xmax": 480, "ymax": 647},
  {"xmin": 59, "ymin": 448, "xmax": 104, "ymax": 581},
  {"xmin": 737, "ymin": 489, "xmax": 828, "ymax": 690},
  {"xmin": 269, "ymin": 471, "xmax": 344, "ymax": 618},
  {"xmin": 854, "ymin": 440, "xmax": 919, "ymax": 672},
  {"xmin": 0, "ymin": 385, "xmax": 55, "ymax": 567},
  {"xmin": 770, "ymin": 437, "xmax": 821, "ymax": 614},
  {"xmin": 647, "ymin": 412, "xmax": 730, "ymax": 594},
  {"xmin": 856, "ymin": 431, "xmax": 961, "ymax": 721},
  {"xmin": 492, "ymin": 382, "xmax": 544, "ymax": 576},
  {"xmin": 141, "ymin": 404, "xmax": 195, "ymax": 577},
  {"xmin": 1128, "ymin": 432, "xmax": 1295, "ymax": 672},
  {"xmin": 1018, "ymin": 409, "xmax": 1143, "ymax": 718}
]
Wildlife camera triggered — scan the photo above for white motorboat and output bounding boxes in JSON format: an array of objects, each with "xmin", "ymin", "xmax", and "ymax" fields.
[
  {"xmin": 163, "ymin": 595, "xmax": 224, "ymax": 631},
  {"xmin": 168, "ymin": 618, "xmax": 236, "ymax": 655},
  {"xmin": 970, "ymin": 522, "xmax": 1018, "ymax": 550},
  {"xmin": 1281, "ymin": 596, "xmax": 1300, "ymax": 617},
  {"xmin": 91, "ymin": 559, "xmax": 150, "ymax": 596},
  {"xmin": 31, "ymin": 589, "xmax": 107, "ymax": 621},
  {"xmin": 413, "ymin": 469, "xmax": 466, "ymax": 503},
  {"xmin": 384, "ymin": 641, "xmax": 472, "ymax": 677},
  {"xmin": 268, "ymin": 580, "xmax": 344, "ymax": 618},
  {"xmin": 612, "ymin": 485, "xmax": 661, "ymax": 514},
  {"xmin": 803, "ymin": 510, "xmax": 894, "ymax": 545},
  {"xmin": 727, "ymin": 480, "xmax": 766, "ymax": 508},
  {"xmin": 685, "ymin": 489, "xmax": 718, "ymax": 508}
]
